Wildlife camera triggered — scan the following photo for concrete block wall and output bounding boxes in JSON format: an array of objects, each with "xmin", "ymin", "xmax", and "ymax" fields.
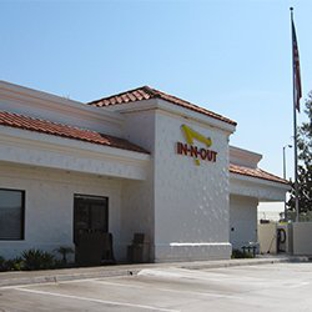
[{"xmin": 293, "ymin": 222, "xmax": 312, "ymax": 255}]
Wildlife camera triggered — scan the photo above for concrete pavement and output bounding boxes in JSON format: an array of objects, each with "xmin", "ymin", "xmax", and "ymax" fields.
[
  {"xmin": 0, "ymin": 255, "xmax": 308, "ymax": 288},
  {"xmin": 2, "ymin": 261, "xmax": 312, "ymax": 312}
]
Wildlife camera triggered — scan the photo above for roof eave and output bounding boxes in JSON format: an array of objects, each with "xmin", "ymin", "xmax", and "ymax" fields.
[
  {"xmin": 156, "ymin": 98, "xmax": 236, "ymax": 133},
  {"xmin": 102, "ymin": 97, "xmax": 236, "ymax": 134},
  {"xmin": 230, "ymin": 171, "xmax": 291, "ymax": 189}
]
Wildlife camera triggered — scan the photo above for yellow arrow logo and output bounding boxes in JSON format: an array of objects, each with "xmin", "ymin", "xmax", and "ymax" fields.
[{"xmin": 180, "ymin": 124, "xmax": 213, "ymax": 166}]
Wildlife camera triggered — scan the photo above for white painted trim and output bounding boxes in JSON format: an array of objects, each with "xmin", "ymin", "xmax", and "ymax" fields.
[
  {"xmin": 156, "ymin": 99, "xmax": 236, "ymax": 134},
  {"xmin": 0, "ymin": 80, "xmax": 124, "ymax": 127},
  {"xmin": 0, "ymin": 126, "xmax": 150, "ymax": 180},
  {"xmin": 230, "ymin": 172, "xmax": 290, "ymax": 191},
  {"xmin": 230, "ymin": 172, "xmax": 290, "ymax": 202},
  {"xmin": 14, "ymin": 288, "xmax": 179, "ymax": 312},
  {"xmin": 230, "ymin": 145, "xmax": 262, "ymax": 168},
  {"xmin": 103, "ymin": 97, "xmax": 236, "ymax": 134},
  {"xmin": 0, "ymin": 125, "xmax": 149, "ymax": 160},
  {"xmin": 169, "ymin": 242, "xmax": 231, "ymax": 247}
]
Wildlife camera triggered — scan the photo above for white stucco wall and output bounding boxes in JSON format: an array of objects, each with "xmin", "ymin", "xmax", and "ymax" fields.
[
  {"xmin": 120, "ymin": 109, "xmax": 156, "ymax": 261},
  {"xmin": 152, "ymin": 111, "xmax": 232, "ymax": 261},
  {"xmin": 0, "ymin": 81, "xmax": 291, "ymax": 264},
  {"xmin": 230, "ymin": 195, "xmax": 258, "ymax": 249},
  {"xmin": 0, "ymin": 163, "xmax": 125, "ymax": 260},
  {"xmin": 120, "ymin": 106, "xmax": 234, "ymax": 262}
]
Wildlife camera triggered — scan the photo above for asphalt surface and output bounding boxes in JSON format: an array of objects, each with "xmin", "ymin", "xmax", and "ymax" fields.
[{"xmin": 1, "ymin": 261, "xmax": 312, "ymax": 312}]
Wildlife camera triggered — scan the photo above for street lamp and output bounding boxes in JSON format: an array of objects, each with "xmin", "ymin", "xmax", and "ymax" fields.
[
  {"xmin": 283, "ymin": 144, "xmax": 292, "ymax": 180},
  {"xmin": 283, "ymin": 144, "xmax": 292, "ymax": 220}
]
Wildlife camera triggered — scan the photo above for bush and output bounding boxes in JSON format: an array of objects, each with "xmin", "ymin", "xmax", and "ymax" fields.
[
  {"xmin": 54, "ymin": 246, "xmax": 74, "ymax": 265},
  {"xmin": 0, "ymin": 247, "xmax": 77, "ymax": 272},
  {"xmin": 6, "ymin": 257, "xmax": 24, "ymax": 271},
  {"xmin": 231, "ymin": 249, "xmax": 254, "ymax": 259},
  {"xmin": 0, "ymin": 256, "xmax": 24, "ymax": 271},
  {"xmin": 0, "ymin": 256, "xmax": 7, "ymax": 272},
  {"xmin": 22, "ymin": 249, "xmax": 56, "ymax": 270}
]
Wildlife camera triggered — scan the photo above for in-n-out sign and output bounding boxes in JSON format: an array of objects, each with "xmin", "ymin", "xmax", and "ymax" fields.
[{"xmin": 177, "ymin": 124, "xmax": 217, "ymax": 166}]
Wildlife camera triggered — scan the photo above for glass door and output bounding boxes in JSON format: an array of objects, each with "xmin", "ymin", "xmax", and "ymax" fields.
[{"xmin": 73, "ymin": 194, "xmax": 108, "ymax": 245}]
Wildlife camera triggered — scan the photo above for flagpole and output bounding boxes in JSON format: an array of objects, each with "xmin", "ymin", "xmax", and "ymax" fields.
[{"xmin": 290, "ymin": 7, "xmax": 300, "ymax": 222}]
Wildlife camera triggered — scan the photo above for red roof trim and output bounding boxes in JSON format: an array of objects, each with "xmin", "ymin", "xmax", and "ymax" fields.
[
  {"xmin": 88, "ymin": 86, "xmax": 237, "ymax": 126},
  {"xmin": 0, "ymin": 111, "xmax": 149, "ymax": 154},
  {"xmin": 229, "ymin": 164, "xmax": 289, "ymax": 185}
]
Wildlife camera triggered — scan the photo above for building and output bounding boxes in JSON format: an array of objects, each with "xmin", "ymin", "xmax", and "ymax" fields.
[{"xmin": 0, "ymin": 81, "xmax": 290, "ymax": 262}]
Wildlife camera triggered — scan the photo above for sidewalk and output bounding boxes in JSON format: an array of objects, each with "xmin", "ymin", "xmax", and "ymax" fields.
[{"xmin": 0, "ymin": 255, "xmax": 309, "ymax": 288}]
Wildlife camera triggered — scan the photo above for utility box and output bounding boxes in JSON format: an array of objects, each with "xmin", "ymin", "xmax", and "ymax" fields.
[
  {"xmin": 277, "ymin": 223, "xmax": 293, "ymax": 254},
  {"xmin": 127, "ymin": 233, "xmax": 150, "ymax": 263}
]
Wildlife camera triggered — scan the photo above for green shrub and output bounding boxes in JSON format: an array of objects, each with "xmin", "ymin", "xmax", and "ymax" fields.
[
  {"xmin": 54, "ymin": 246, "xmax": 74, "ymax": 264},
  {"xmin": 0, "ymin": 256, "xmax": 24, "ymax": 271},
  {"xmin": 0, "ymin": 256, "xmax": 7, "ymax": 272},
  {"xmin": 22, "ymin": 249, "xmax": 56, "ymax": 270},
  {"xmin": 231, "ymin": 249, "xmax": 254, "ymax": 259},
  {"xmin": 0, "ymin": 247, "xmax": 76, "ymax": 271},
  {"xmin": 5, "ymin": 257, "xmax": 24, "ymax": 271}
]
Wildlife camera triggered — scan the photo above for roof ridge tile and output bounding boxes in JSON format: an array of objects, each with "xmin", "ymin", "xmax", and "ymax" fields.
[{"xmin": 88, "ymin": 86, "xmax": 236, "ymax": 126}]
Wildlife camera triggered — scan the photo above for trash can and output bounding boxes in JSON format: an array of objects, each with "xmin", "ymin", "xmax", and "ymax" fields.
[{"xmin": 127, "ymin": 233, "xmax": 150, "ymax": 263}]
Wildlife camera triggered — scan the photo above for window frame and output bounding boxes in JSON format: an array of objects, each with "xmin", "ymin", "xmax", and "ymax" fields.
[{"xmin": 0, "ymin": 188, "xmax": 25, "ymax": 241}]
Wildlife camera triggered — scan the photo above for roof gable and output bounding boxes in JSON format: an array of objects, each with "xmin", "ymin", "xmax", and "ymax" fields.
[{"xmin": 88, "ymin": 86, "xmax": 237, "ymax": 126}]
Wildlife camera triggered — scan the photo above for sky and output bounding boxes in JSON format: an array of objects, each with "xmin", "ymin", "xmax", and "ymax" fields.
[{"xmin": 1, "ymin": 0, "xmax": 312, "ymax": 209}]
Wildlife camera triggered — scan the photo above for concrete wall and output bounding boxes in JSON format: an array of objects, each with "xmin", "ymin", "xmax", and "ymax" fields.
[
  {"xmin": 152, "ymin": 111, "xmax": 231, "ymax": 261},
  {"xmin": 230, "ymin": 195, "xmax": 258, "ymax": 249},
  {"xmin": 293, "ymin": 222, "xmax": 312, "ymax": 255},
  {"xmin": 0, "ymin": 163, "xmax": 125, "ymax": 260},
  {"xmin": 258, "ymin": 223, "xmax": 277, "ymax": 254}
]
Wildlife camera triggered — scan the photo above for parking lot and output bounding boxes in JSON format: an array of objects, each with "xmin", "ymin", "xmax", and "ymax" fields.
[{"xmin": 1, "ymin": 262, "xmax": 312, "ymax": 312}]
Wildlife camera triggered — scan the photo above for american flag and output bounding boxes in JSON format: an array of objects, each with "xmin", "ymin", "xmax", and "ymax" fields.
[{"xmin": 291, "ymin": 15, "xmax": 302, "ymax": 112}]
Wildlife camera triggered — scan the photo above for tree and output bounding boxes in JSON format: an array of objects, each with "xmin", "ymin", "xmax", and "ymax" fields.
[{"xmin": 287, "ymin": 92, "xmax": 312, "ymax": 218}]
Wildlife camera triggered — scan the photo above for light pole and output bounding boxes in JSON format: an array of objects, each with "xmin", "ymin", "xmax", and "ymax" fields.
[{"xmin": 283, "ymin": 144, "xmax": 292, "ymax": 220}]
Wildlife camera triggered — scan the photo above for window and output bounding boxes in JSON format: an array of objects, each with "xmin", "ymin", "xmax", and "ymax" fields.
[{"xmin": 0, "ymin": 189, "xmax": 25, "ymax": 240}]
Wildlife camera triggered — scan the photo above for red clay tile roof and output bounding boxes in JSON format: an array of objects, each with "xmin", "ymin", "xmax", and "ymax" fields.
[
  {"xmin": 230, "ymin": 164, "xmax": 289, "ymax": 185},
  {"xmin": 88, "ymin": 86, "xmax": 237, "ymax": 126},
  {"xmin": 0, "ymin": 111, "xmax": 149, "ymax": 154},
  {"xmin": 0, "ymin": 111, "xmax": 287, "ymax": 184}
]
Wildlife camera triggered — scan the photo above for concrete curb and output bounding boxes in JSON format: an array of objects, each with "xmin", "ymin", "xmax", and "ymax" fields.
[{"xmin": 0, "ymin": 256, "xmax": 309, "ymax": 288}]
